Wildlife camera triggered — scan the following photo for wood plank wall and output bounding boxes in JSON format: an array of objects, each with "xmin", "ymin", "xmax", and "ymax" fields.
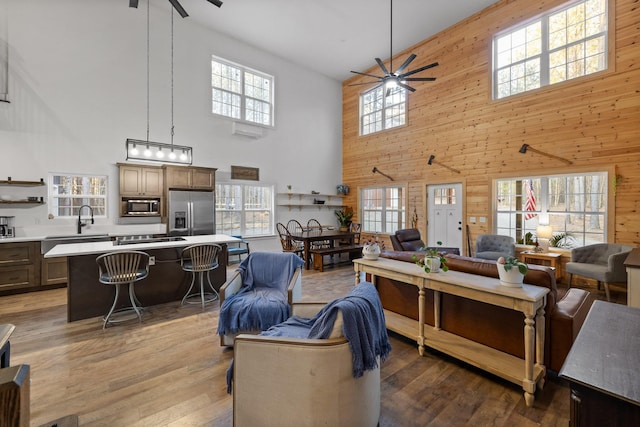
[{"xmin": 341, "ymin": 0, "xmax": 640, "ymax": 253}]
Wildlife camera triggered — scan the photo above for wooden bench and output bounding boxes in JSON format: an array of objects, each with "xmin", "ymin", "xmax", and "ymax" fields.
[{"xmin": 311, "ymin": 245, "xmax": 363, "ymax": 272}]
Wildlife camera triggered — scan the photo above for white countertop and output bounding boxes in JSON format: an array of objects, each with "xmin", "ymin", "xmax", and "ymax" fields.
[{"xmin": 43, "ymin": 234, "xmax": 241, "ymax": 258}]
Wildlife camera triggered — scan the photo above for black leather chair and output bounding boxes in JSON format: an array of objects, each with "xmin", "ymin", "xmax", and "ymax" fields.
[{"xmin": 390, "ymin": 228, "xmax": 460, "ymax": 255}]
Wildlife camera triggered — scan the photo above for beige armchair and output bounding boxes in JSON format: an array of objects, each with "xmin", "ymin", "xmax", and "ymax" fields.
[
  {"xmin": 232, "ymin": 302, "xmax": 380, "ymax": 427},
  {"xmin": 566, "ymin": 243, "xmax": 634, "ymax": 301},
  {"xmin": 218, "ymin": 252, "xmax": 303, "ymax": 346}
]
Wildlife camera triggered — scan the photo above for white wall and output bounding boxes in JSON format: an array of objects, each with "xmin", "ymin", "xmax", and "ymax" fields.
[{"xmin": 0, "ymin": 0, "xmax": 343, "ymax": 249}]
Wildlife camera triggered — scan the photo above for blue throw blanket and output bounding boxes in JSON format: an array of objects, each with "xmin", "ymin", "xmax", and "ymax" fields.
[
  {"xmin": 261, "ymin": 281, "xmax": 391, "ymax": 378},
  {"xmin": 217, "ymin": 252, "xmax": 303, "ymax": 336}
]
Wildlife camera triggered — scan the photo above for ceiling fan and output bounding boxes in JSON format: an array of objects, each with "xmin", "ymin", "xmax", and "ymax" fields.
[
  {"xmin": 129, "ymin": 0, "xmax": 223, "ymax": 18},
  {"xmin": 350, "ymin": 0, "xmax": 438, "ymax": 93}
]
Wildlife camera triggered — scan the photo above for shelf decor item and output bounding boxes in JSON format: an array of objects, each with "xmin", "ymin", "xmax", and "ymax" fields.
[
  {"xmin": 337, "ymin": 184, "xmax": 349, "ymax": 195},
  {"xmin": 414, "ymin": 241, "xmax": 448, "ymax": 273},
  {"xmin": 496, "ymin": 256, "xmax": 528, "ymax": 287},
  {"xmin": 362, "ymin": 238, "xmax": 383, "ymax": 260}
]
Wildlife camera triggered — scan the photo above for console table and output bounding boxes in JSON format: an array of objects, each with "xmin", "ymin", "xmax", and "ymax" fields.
[
  {"xmin": 559, "ymin": 301, "xmax": 640, "ymax": 426},
  {"xmin": 353, "ymin": 257, "xmax": 549, "ymax": 407}
]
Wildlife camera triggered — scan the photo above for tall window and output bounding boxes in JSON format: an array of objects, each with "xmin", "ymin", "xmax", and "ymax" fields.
[
  {"xmin": 216, "ymin": 182, "xmax": 274, "ymax": 237},
  {"xmin": 493, "ymin": 0, "xmax": 608, "ymax": 99},
  {"xmin": 495, "ymin": 171, "xmax": 607, "ymax": 247},
  {"xmin": 360, "ymin": 85, "xmax": 406, "ymax": 135},
  {"xmin": 360, "ymin": 186, "xmax": 405, "ymax": 233},
  {"xmin": 48, "ymin": 174, "xmax": 107, "ymax": 218},
  {"xmin": 211, "ymin": 56, "xmax": 274, "ymax": 127}
]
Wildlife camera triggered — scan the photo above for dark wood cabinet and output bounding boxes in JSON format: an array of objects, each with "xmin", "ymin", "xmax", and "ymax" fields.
[
  {"xmin": 164, "ymin": 166, "xmax": 216, "ymax": 191},
  {"xmin": 41, "ymin": 256, "xmax": 68, "ymax": 286},
  {"xmin": 559, "ymin": 301, "xmax": 640, "ymax": 427},
  {"xmin": 0, "ymin": 242, "xmax": 39, "ymax": 292},
  {"xmin": 118, "ymin": 164, "xmax": 164, "ymax": 197}
]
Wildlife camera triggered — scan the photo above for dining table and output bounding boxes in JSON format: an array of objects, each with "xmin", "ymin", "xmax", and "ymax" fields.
[{"xmin": 288, "ymin": 229, "xmax": 356, "ymax": 270}]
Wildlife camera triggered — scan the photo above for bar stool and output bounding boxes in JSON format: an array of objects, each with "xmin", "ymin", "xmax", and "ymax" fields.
[
  {"xmin": 96, "ymin": 251, "xmax": 150, "ymax": 329},
  {"xmin": 180, "ymin": 243, "xmax": 222, "ymax": 309}
]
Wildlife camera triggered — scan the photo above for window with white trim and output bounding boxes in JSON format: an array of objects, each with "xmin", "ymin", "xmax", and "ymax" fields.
[
  {"xmin": 495, "ymin": 171, "xmax": 607, "ymax": 248},
  {"xmin": 493, "ymin": 0, "xmax": 608, "ymax": 99},
  {"xmin": 360, "ymin": 186, "xmax": 406, "ymax": 234},
  {"xmin": 360, "ymin": 85, "xmax": 406, "ymax": 135},
  {"xmin": 211, "ymin": 56, "xmax": 274, "ymax": 127},
  {"xmin": 215, "ymin": 182, "xmax": 274, "ymax": 237},
  {"xmin": 48, "ymin": 174, "xmax": 107, "ymax": 218}
]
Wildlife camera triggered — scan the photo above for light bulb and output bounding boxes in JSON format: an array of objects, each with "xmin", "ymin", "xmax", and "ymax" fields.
[
  {"xmin": 144, "ymin": 145, "xmax": 152, "ymax": 157},
  {"xmin": 168, "ymin": 150, "xmax": 176, "ymax": 160},
  {"xmin": 156, "ymin": 147, "xmax": 164, "ymax": 158},
  {"xmin": 180, "ymin": 150, "xmax": 188, "ymax": 161},
  {"xmin": 130, "ymin": 144, "xmax": 139, "ymax": 155}
]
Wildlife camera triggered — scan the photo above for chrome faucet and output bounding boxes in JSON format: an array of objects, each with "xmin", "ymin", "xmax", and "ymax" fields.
[{"xmin": 77, "ymin": 204, "xmax": 94, "ymax": 234}]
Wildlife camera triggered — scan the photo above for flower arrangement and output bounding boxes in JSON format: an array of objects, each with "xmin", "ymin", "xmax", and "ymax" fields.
[
  {"xmin": 497, "ymin": 256, "xmax": 528, "ymax": 275},
  {"xmin": 413, "ymin": 241, "xmax": 449, "ymax": 273}
]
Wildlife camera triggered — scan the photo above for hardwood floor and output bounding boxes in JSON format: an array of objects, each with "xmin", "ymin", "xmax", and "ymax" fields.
[{"xmin": 1, "ymin": 261, "xmax": 604, "ymax": 426}]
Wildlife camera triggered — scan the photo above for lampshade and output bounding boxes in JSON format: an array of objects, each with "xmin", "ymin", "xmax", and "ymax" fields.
[
  {"xmin": 126, "ymin": 139, "xmax": 192, "ymax": 165},
  {"xmin": 536, "ymin": 225, "xmax": 553, "ymax": 239}
]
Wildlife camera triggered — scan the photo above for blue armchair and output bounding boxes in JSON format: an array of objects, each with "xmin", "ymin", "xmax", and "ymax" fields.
[
  {"xmin": 475, "ymin": 234, "xmax": 515, "ymax": 260},
  {"xmin": 217, "ymin": 252, "xmax": 303, "ymax": 346}
]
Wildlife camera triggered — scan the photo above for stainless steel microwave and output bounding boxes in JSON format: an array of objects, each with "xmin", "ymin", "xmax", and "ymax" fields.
[{"xmin": 124, "ymin": 198, "xmax": 160, "ymax": 216}]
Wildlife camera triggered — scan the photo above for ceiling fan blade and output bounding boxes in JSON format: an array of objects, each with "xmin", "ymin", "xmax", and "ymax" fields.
[
  {"xmin": 403, "ymin": 77, "xmax": 436, "ymax": 82},
  {"xmin": 375, "ymin": 58, "xmax": 390, "ymax": 76},
  {"xmin": 205, "ymin": 0, "xmax": 224, "ymax": 7},
  {"xmin": 350, "ymin": 70, "xmax": 384, "ymax": 79},
  {"xmin": 394, "ymin": 54, "xmax": 416, "ymax": 75},
  {"xmin": 399, "ymin": 61, "xmax": 439, "ymax": 78},
  {"xmin": 129, "ymin": 0, "xmax": 139, "ymax": 7},
  {"xmin": 168, "ymin": 0, "xmax": 189, "ymax": 18},
  {"xmin": 398, "ymin": 82, "xmax": 416, "ymax": 92}
]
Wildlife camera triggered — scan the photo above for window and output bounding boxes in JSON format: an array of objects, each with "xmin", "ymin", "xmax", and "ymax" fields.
[
  {"xmin": 215, "ymin": 182, "xmax": 274, "ymax": 237},
  {"xmin": 360, "ymin": 186, "xmax": 406, "ymax": 234},
  {"xmin": 360, "ymin": 85, "xmax": 406, "ymax": 135},
  {"xmin": 495, "ymin": 171, "xmax": 607, "ymax": 248},
  {"xmin": 48, "ymin": 174, "xmax": 107, "ymax": 218},
  {"xmin": 493, "ymin": 0, "xmax": 608, "ymax": 99},
  {"xmin": 211, "ymin": 56, "xmax": 274, "ymax": 127}
]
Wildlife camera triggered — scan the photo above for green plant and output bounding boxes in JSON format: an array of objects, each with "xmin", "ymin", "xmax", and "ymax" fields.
[
  {"xmin": 517, "ymin": 232, "xmax": 536, "ymax": 245},
  {"xmin": 334, "ymin": 207, "xmax": 353, "ymax": 226},
  {"xmin": 497, "ymin": 256, "xmax": 528, "ymax": 275},
  {"xmin": 413, "ymin": 241, "xmax": 449, "ymax": 273}
]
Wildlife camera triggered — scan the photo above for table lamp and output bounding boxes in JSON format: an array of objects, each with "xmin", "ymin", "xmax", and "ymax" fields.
[{"xmin": 536, "ymin": 225, "xmax": 553, "ymax": 252}]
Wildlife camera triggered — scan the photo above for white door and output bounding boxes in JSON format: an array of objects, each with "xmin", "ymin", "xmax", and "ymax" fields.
[{"xmin": 427, "ymin": 183, "xmax": 463, "ymax": 252}]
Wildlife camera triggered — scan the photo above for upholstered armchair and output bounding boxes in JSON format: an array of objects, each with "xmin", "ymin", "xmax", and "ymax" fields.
[
  {"xmin": 231, "ymin": 282, "xmax": 389, "ymax": 427},
  {"xmin": 475, "ymin": 234, "xmax": 515, "ymax": 260},
  {"xmin": 217, "ymin": 252, "xmax": 303, "ymax": 346},
  {"xmin": 566, "ymin": 243, "xmax": 634, "ymax": 301},
  {"xmin": 390, "ymin": 228, "xmax": 425, "ymax": 251}
]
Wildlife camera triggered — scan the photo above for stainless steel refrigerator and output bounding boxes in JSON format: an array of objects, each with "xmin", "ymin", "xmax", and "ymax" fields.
[{"xmin": 168, "ymin": 190, "xmax": 215, "ymax": 236}]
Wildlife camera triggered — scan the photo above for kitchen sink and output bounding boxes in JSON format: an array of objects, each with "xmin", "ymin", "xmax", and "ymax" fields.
[{"xmin": 41, "ymin": 234, "xmax": 112, "ymax": 254}]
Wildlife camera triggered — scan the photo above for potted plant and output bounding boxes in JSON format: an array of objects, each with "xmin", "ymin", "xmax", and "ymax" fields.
[
  {"xmin": 362, "ymin": 237, "xmax": 384, "ymax": 260},
  {"xmin": 335, "ymin": 207, "xmax": 353, "ymax": 232},
  {"xmin": 496, "ymin": 256, "xmax": 528, "ymax": 287},
  {"xmin": 413, "ymin": 241, "xmax": 449, "ymax": 273}
]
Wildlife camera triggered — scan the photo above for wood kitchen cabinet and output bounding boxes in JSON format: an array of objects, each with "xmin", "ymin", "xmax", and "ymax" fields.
[
  {"xmin": 118, "ymin": 163, "xmax": 164, "ymax": 197},
  {"xmin": 41, "ymin": 256, "xmax": 68, "ymax": 287},
  {"xmin": 164, "ymin": 166, "xmax": 216, "ymax": 190},
  {"xmin": 0, "ymin": 241, "xmax": 40, "ymax": 293}
]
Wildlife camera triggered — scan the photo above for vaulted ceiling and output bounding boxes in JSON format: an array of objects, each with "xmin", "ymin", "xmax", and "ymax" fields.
[{"xmin": 153, "ymin": 0, "xmax": 498, "ymax": 81}]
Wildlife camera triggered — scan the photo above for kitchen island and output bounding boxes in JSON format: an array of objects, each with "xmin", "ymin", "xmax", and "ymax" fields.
[{"xmin": 44, "ymin": 235, "xmax": 240, "ymax": 322}]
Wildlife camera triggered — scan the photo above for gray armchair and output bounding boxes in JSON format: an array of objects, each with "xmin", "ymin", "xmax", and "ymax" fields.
[
  {"xmin": 475, "ymin": 234, "xmax": 515, "ymax": 260},
  {"xmin": 566, "ymin": 243, "xmax": 634, "ymax": 301}
]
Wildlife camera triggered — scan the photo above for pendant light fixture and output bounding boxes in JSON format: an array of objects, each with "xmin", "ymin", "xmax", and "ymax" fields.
[{"xmin": 126, "ymin": 0, "xmax": 192, "ymax": 165}]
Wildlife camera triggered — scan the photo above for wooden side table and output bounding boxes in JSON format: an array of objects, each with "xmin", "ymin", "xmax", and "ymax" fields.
[{"xmin": 520, "ymin": 251, "xmax": 563, "ymax": 283}]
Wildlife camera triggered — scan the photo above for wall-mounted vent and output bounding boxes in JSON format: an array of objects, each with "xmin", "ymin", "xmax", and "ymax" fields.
[{"xmin": 232, "ymin": 122, "xmax": 265, "ymax": 139}]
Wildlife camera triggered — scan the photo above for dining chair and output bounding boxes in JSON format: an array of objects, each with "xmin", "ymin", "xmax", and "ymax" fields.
[
  {"xmin": 287, "ymin": 219, "xmax": 304, "ymax": 234},
  {"xmin": 277, "ymin": 222, "xmax": 304, "ymax": 258},
  {"xmin": 307, "ymin": 219, "xmax": 330, "ymax": 250}
]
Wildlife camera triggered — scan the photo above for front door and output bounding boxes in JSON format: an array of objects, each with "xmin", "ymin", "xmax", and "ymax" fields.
[{"xmin": 427, "ymin": 183, "xmax": 463, "ymax": 253}]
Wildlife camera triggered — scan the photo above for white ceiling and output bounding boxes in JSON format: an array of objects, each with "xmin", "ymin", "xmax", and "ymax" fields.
[{"xmin": 166, "ymin": 0, "xmax": 498, "ymax": 81}]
